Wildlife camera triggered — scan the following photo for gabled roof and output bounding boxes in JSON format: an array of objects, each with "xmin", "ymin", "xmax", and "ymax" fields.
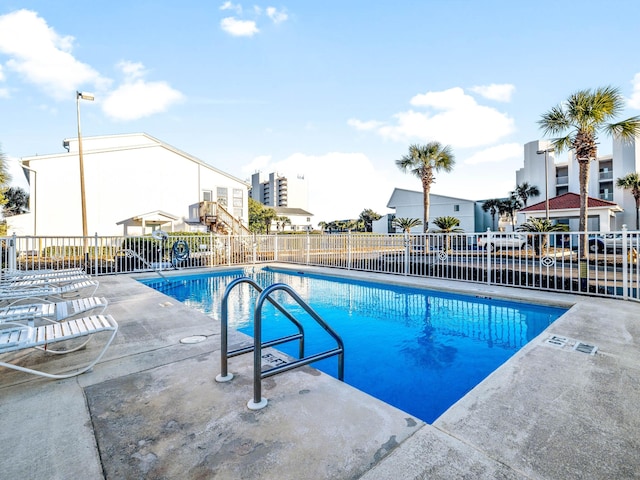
[
  {"xmin": 386, "ymin": 188, "xmax": 475, "ymax": 208},
  {"xmin": 274, "ymin": 207, "xmax": 313, "ymax": 216},
  {"xmin": 520, "ymin": 193, "xmax": 621, "ymax": 212},
  {"xmin": 116, "ymin": 210, "xmax": 179, "ymax": 225}
]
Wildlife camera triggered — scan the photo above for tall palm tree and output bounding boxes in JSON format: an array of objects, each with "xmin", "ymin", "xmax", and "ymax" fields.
[
  {"xmin": 616, "ymin": 172, "xmax": 640, "ymax": 230},
  {"xmin": 500, "ymin": 197, "xmax": 522, "ymax": 231},
  {"xmin": 512, "ymin": 182, "xmax": 540, "ymax": 207},
  {"xmin": 481, "ymin": 198, "xmax": 503, "ymax": 231},
  {"xmin": 392, "ymin": 217, "xmax": 423, "ymax": 234},
  {"xmin": 538, "ymin": 86, "xmax": 640, "ymax": 257},
  {"xmin": 396, "ymin": 142, "xmax": 455, "ymax": 232}
]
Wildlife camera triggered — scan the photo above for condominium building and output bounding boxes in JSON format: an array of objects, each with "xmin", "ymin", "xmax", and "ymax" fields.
[
  {"xmin": 249, "ymin": 172, "xmax": 309, "ymax": 210},
  {"xmin": 515, "ymin": 136, "xmax": 640, "ymax": 231},
  {"xmin": 8, "ymin": 133, "xmax": 249, "ymax": 236}
]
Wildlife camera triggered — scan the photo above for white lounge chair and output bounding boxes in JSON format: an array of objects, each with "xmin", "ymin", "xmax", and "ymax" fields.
[
  {"xmin": 1, "ymin": 272, "xmax": 92, "ymax": 288},
  {"xmin": 0, "ymin": 314, "xmax": 118, "ymax": 379},
  {"xmin": 0, "ymin": 296, "xmax": 108, "ymax": 323},
  {"xmin": 0, "ymin": 279, "xmax": 100, "ymax": 302},
  {"xmin": 1, "ymin": 268, "xmax": 86, "ymax": 280}
]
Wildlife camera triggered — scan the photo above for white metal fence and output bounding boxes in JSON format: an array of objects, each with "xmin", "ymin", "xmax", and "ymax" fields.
[{"xmin": 1, "ymin": 229, "xmax": 639, "ymax": 302}]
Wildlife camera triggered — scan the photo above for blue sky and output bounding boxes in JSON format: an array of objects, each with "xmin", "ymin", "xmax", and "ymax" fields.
[{"xmin": 1, "ymin": 1, "xmax": 640, "ymax": 223}]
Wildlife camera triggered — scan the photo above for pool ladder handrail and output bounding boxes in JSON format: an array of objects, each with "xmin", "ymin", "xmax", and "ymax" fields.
[
  {"xmin": 216, "ymin": 277, "xmax": 306, "ymax": 383},
  {"xmin": 216, "ymin": 278, "xmax": 345, "ymax": 412}
]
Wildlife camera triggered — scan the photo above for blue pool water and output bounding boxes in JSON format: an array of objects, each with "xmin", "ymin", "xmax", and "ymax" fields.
[{"xmin": 140, "ymin": 268, "xmax": 566, "ymax": 422}]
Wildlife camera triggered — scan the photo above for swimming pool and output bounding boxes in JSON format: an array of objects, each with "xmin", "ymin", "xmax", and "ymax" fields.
[{"xmin": 140, "ymin": 267, "xmax": 566, "ymax": 422}]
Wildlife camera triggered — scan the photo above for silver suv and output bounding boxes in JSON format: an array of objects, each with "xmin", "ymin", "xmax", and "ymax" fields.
[{"xmin": 477, "ymin": 233, "xmax": 528, "ymax": 251}]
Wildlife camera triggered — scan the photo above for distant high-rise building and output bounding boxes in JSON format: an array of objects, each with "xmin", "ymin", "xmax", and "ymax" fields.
[{"xmin": 249, "ymin": 172, "xmax": 309, "ymax": 209}]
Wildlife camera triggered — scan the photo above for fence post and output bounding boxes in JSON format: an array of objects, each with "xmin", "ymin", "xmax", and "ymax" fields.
[
  {"xmin": 226, "ymin": 232, "xmax": 231, "ymax": 266},
  {"xmin": 274, "ymin": 233, "xmax": 279, "ymax": 262},
  {"xmin": 486, "ymin": 228, "xmax": 492, "ymax": 285},
  {"xmin": 622, "ymin": 224, "xmax": 629, "ymax": 300},
  {"xmin": 305, "ymin": 232, "xmax": 310, "ymax": 265},
  {"xmin": 252, "ymin": 234, "xmax": 257, "ymax": 264},
  {"xmin": 94, "ymin": 232, "xmax": 99, "ymax": 274},
  {"xmin": 403, "ymin": 231, "xmax": 410, "ymax": 276},
  {"xmin": 9, "ymin": 233, "xmax": 17, "ymax": 271},
  {"xmin": 347, "ymin": 231, "xmax": 352, "ymax": 270}
]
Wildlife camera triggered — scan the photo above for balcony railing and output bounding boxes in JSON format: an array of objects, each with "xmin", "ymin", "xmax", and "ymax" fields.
[{"xmin": 600, "ymin": 171, "xmax": 613, "ymax": 180}]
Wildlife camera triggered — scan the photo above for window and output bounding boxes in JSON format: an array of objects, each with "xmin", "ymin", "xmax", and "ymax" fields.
[
  {"xmin": 233, "ymin": 189, "xmax": 243, "ymax": 208},
  {"xmin": 217, "ymin": 187, "xmax": 228, "ymax": 206},
  {"xmin": 453, "ymin": 205, "xmax": 460, "ymax": 212},
  {"xmin": 202, "ymin": 190, "xmax": 212, "ymax": 202}
]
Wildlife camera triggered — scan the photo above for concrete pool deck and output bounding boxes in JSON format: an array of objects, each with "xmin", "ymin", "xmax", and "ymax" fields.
[{"xmin": 1, "ymin": 264, "xmax": 639, "ymax": 479}]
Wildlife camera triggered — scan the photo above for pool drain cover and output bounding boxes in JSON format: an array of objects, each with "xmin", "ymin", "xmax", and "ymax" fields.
[
  {"xmin": 573, "ymin": 342, "xmax": 598, "ymax": 355},
  {"xmin": 180, "ymin": 335, "xmax": 207, "ymax": 344},
  {"xmin": 543, "ymin": 334, "xmax": 598, "ymax": 355}
]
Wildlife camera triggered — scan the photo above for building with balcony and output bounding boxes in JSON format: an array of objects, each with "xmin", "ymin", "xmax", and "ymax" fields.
[
  {"xmin": 515, "ymin": 136, "xmax": 640, "ymax": 231},
  {"xmin": 249, "ymin": 172, "xmax": 309, "ymax": 209}
]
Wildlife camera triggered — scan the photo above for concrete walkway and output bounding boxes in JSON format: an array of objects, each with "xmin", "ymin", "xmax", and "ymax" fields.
[{"xmin": 1, "ymin": 265, "xmax": 638, "ymax": 479}]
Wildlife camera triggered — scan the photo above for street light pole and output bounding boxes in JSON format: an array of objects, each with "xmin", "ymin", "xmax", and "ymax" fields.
[
  {"xmin": 76, "ymin": 91, "xmax": 94, "ymax": 238},
  {"xmin": 537, "ymin": 147, "xmax": 554, "ymax": 222}
]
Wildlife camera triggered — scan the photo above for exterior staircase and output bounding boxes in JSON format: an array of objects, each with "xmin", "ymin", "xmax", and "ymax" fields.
[{"xmin": 198, "ymin": 202, "xmax": 251, "ymax": 235}]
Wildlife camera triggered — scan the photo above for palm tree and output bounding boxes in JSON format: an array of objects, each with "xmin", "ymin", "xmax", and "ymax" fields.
[
  {"xmin": 481, "ymin": 198, "xmax": 503, "ymax": 231},
  {"xmin": 616, "ymin": 172, "xmax": 640, "ymax": 230},
  {"xmin": 431, "ymin": 216, "xmax": 463, "ymax": 233},
  {"xmin": 512, "ymin": 182, "xmax": 540, "ymax": 207},
  {"xmin": 500, "ymin": 197, "xmax": 522, "ymax": 231},
  {"xmin": 396, "ymin": 142, "xmax": 455, "ymax": 232},
  {"xmin": 517, "ymin": 218, "xmax": 569, "ymax": 255},
  {"xmin": 539, "ymin": 86, "xmax": 640, "ymax": 257},
  {"xmin": 359, "ymin": 208, "xmax": 382, "ymax": 232},
  {"xmin": 392, "ymin": 217, "xmax": 423, "ymax": 234},
  {"xmin": 431, "ymin": 216, "xmax": 464, "ymax": 252}
]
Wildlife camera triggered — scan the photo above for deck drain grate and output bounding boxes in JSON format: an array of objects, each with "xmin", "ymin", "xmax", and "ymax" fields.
[
  {"xmin": 543, "ymin": 334, "xmax": 598, "ymax": 355},
  {"xmin": 573, "ymin": 342, "xmax": 598, "ymax": 355}
]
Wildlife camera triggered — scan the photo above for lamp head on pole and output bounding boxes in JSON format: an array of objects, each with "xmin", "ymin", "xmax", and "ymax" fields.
[
  {"xmin": 77, "ymin": 91, "xmax": 95, "ymax": 102},
  {"xmin": 536, "ymin": 148, "xmax": 554, "ymax": 155}
]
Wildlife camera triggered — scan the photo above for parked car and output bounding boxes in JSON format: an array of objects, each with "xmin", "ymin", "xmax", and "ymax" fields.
[
  {"xmin": 477, "ymin": 233, "xmax": 528, "ymax": 251},
  {"xmin": 588, "ymin": 233, "xmax": 639, "ymax": 253}
]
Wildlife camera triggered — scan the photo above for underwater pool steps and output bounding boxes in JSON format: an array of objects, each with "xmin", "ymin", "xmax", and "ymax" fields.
[{"xmin": 216, "ymin": 277, "xmax": 345, "ymax": 410}]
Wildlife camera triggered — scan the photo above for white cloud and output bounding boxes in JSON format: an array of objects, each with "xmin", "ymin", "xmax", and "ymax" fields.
[
  {"xmin": 266, "ymin": 7, "xmax": 288, "ymax": 24},
  {"xmin": 220, "ymin": 17, "xmax": 259, "ymax": 37},
  {"xmin": 220, "ymin": 1, "xmax": 243, "ymax": 14},
  {"xmin": 463, "ymin": 143, "xmax": 522, "ymax": 165},
  {"xmin": 628, "ymin": 72, "xmax": 640, "ymax": 109},
  {"xmin": 0, "ymin": 9, "xmax": 107, "ymax": 100},
  {"xmin": 101, "ymin": 62, "xmax": 184, "ymax": 121},
  {"xmin": 347, "ymin": 118, "xmax": 385, "ymax": 131},
  {"xmin": 117, "ymin": 60, "xmax": 146, "ymax": 80},
  {"xmin": 349, "ymin": 87, "xmax": 515, "ymax": 148},
  {"xmin": 242, "ymin": 152, "xmax": 412, "ymax": 223},
  {"xmin": 470, "ymin": 83, "xmax": 515, "ymax": 102}
]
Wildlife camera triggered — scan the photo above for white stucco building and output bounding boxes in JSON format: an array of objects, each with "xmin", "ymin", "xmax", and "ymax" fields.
[
  {"xmin": 8, "ymin": 133, "xmax": 249, "ymax": 236},
  {"xmin": 380, "ymin": 188, "xmax": 477, "ymax": 233},
  {"xmin": 516, "ymin": 137, "xmax": 640, "ymax": 231}
]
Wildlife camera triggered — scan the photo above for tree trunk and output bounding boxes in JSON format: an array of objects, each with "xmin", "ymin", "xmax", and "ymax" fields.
[
  {"xmin": 578, "ymin": 159, "xmax": 590, "ymax": 258},
  {"xmin": 422, "ymin": 181, "xmax": 431, "ymax": 233}
]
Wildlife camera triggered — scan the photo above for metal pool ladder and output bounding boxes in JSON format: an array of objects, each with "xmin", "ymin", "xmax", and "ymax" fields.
[{"xmin": 215, "ymin": 277, "xmax": 345, "ymax": 411}]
